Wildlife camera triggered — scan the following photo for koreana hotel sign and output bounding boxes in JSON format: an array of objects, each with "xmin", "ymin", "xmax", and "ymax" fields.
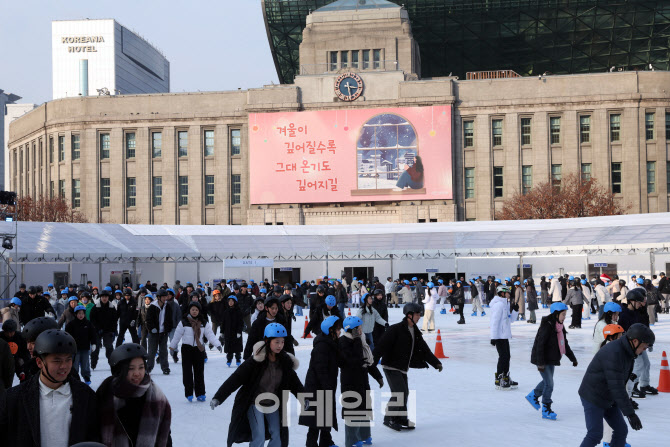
[{"xmin": 61, "ymin": 35, "xmax": 105, "ymax": 52}]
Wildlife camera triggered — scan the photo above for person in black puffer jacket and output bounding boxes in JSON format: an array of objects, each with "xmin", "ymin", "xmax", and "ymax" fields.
[
  {"xmin": 90, "ymin": 291, "xmax": 119, "ymax": 368},
  {"xmin": 221, "ymin": 295, "xmax": 244, "ymax": 366},
  {"xmin": 279, "ymin": 294, "xmax": 299, "ymax": 355},
  {"xmin": 116, "ymin": 289, "xmax": 139, "ymax": 346},
  {"xmin": 371, "ymin": 289, "xmax": 389, "ymax": 347},
  {"xmin": 299, "ymin": 316, "xmax": 343, "ymax": 447},
  {"xmin": 243, "ymin": 296, "xmax": 286, "ymax": 360},
  {"xmin": 208, "ymin": 289, "xmax": 227, "ymax": 346},
  {"xmin": 65, "ymin": 305, "xmax": 97, "ymax": 382},
  {"xmin": 304, "ymin": 296, "xmax": 342, "ymax": 338},
  {"xmin": 19, "ymin": 286, "xmax": 55, "ymax": 325}
]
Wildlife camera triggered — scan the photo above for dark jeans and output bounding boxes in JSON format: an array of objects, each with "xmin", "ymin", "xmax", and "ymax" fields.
[
  {"xmin": 116, "ymin": 322, "xmax": 139, "ymax": 346},
  {"xmin": 579, "ymin": 398, "xmax": 628, "ymax": 447},
  {"xmin": 181, "ymin": 344, "xmax": 206, "ymax": 397},
  {"xmin": 495, "ymin": 339, "xmax": 510, "ymax": 374},
  {"xmin": 337, "ymin": 302, "xmax": 346, "ymax": 317},
  {"xmin": 147, "ymin": 332, "xmax": 169, "ymax": 373},
  {"xmin": 534, "ymin": 364, "xmax": 555, "ymax": 404},
  {"xmin": 306, "ymin": 426, "xmax": 333, "ymax": 447},
  {"xmin": 91, "ymin": 332, "xmax": 115, "ymax": 367},
  {"xmin": 226, "ymin": 351, "xmax": 242, "ymax": 363},
  {"xmin": 383, "ymin": 368, "xmax": 410, "ymax": 424},
  {"xmin": 571, "ymin": 304, "xmax": 583, "ymax": 328}
]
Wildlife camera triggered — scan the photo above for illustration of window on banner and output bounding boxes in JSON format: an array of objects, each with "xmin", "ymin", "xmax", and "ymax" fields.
[{"xmin": 249, "ymin": 105, "xmax": 452, "ymax": 205}]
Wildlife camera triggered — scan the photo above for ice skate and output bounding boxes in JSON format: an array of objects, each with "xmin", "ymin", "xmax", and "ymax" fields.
[
  {"xmin": 525, "ymin": 390, "xmax": 540, "ymax": 410},
  {"xmin": 542, "ymin": 403, "xmax": 557, "ymax": 420}
]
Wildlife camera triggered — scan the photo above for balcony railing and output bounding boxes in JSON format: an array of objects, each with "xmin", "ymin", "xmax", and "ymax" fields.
[{"xmin": 300, "ymin": 60, "xmax": 401, "ymax": 75}]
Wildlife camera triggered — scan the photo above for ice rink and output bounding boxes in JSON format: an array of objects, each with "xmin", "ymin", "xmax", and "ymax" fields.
[{"xmin": 83, "ymin": 305, "xmax": 668, "ymax": 446}]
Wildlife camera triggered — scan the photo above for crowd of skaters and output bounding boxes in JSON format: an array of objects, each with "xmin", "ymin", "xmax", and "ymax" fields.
[{"xmin": 0, "ymin": 270, "xmax": 662, "ymax": 447}]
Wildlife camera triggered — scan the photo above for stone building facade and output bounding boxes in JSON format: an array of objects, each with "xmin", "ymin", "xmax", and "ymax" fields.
[{"xmin": 7, "ymin": 3, "xmax": 670, "ymax": 225}]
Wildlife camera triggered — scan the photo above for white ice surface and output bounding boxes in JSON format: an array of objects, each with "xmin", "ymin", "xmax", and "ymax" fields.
[{"xmin": 84, "ymin": 307, "xmax": 669, "ymax": 446}]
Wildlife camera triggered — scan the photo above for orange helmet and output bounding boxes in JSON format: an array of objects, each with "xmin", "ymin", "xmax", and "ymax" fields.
[{"xmin": 603, "ymin": 324, "xmax": 624, "ymax": 338}]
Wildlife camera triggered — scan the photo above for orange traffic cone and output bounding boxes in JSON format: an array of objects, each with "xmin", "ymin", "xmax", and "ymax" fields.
[
  {"xmin": 434, "ymin": 329, "xmax": 449, "ymax": 359},
  {"xmin": 303, "ymin": 316, "xmax": 312, "ymax": 339},
  {"xmin": 348, "ymin": 307, "xmax": 351, "ymax": 316},
  {"xmin": 658, "ymin": 351, "xmax": 670, "ymax": 393}
]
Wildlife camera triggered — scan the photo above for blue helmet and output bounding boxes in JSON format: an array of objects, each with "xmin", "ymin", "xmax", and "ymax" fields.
[
  {"xmin": 580, "ymin": 279, "xmax": 587, "ymax": 285},
  {"xmin": 548, "ymin": 275, "xmax": 554, "ymax": 280},
  {"xmin": 358, "ymin": 280, "xmax": 363, "ymax": 284},
  {"xmin": 604, "ymin": 302, "xmax": 622, "ymax": 313},
  {"xmin": 48, "ymin": 283, "xmax": 54, "ymax": 287},
  {"xmin": 550, "ymin": 302, "xmax": 569, "ymax": 314},
  {"xmin": 343, "ymin": 316, "xmax": 362, "ymax": 331},
  {"xmin": 264, "ymin": 322, "xmax": 287, "ymax": 338},
  {"xmin": 457, "ymin": 280, "xmax": 462, "ymax": 284},
  {"xmin": 260, "ymin": 288, "xmax": 267, "ymax": 294},
  {"xmin": 636, "ymin": 278, "xmax": 644, "ymax": 285},
  {"xmin": 43, "ymin": 291, "xmax": 51, "ymax": 297},
  {"xmin": 523, "ymin": 279, "xmax": 528, "ymax": 284},
  {"xmin": 228, "ymin": 295, "xmax": 238, "ymax": 302},
  {"xmin": 10, "ymin": 297, "xmax": 21, "ymax": 306},
  {"xmin": 68, "ymin": 296, "xmax": 79, "ymax": 303},
  {"xmin": 438, "ymin": 279, "xmax": 444, "ymax": 284},
  {"xmin": 514, "ymin": 281, "xmax": 520, "ymax": 286},
  {"xmin": 74, "ymin": 305, "xmax": 87, "ymax": 313},
  {"xmin": 321, "ymin": 315, "xmax": 340, "ymax": 335},
  {"xmin": 404, "ymin": 280, "xmax": 410, "ymax": 285},
  {"xmin": 166, "ymin": 288, "xmax": 175, "ymax": 295},
  {"xmin": 412, "ymin": 277, "xmax": 418, "ymax": 281},
  {"xmin": 360, "ymin": 293, "xmax": 370, "ymax": 304},
  {"xmin": 568, "ymin": 276, "xmax": 575, "ymax": 281},
  {"xmin": 61, "ymin": 288, "xmax": 69, "ymax": 294},
  {"xmin": 325, "ymin": 295, "xmax": 336, "ymax": 307},
  {"xmin": 104, "ymin": 286, "xmax": 113, "ymax": 292},
  {"xmin": 114, "ymin": 290, "xmax": 122, "ymax": 295},
  {"xmin": 353, "ymin": 277, "xmax": 357, "ymax": 281},
  {"xmin": 249, "ymin": 280, "xmax": 254, "ymax": 283},
  {"xmin": 505, "ymin": 277, "xmax": 511, "ymax": 281},
  {"xmin": 427, "ymin": 282, "xmax": 434, "ymax": 288}
]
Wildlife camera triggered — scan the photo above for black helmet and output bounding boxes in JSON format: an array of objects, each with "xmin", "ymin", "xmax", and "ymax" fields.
[
  {"xmin": 403, "ymin": 303, "xmax": 422, "ymax": 316},
  {"xmin": 110, "ymin": 343, "xmax": 148, "ymax": 368},
  {"xmin": 36, "ymin": 285, "xmax": 43, "ymax": 293},
  {"xmin": 373, "ymin": 288, "xmax": 384, "ymax": 296},
  {"xmin": 81, "ymin": 291, "xmax": 92, "ymax": 298},
  {"xmin": 580, "ymin": 274, "xmax": 586, "ymax": 280},
  {"xmin": 189, "ymin": 291, "xmax": 199, "ymax": 298},
  {"xmin": 2, "ymin": 319, "xmax": 18, "ymax": 333},
  {"xmin": 316, "ymin": 285, "xmax": 326, "ymax": 294},
  {"xmin": 19, "ymin": 283, "xmax": 26, "ymax": 289},
  {"xmin": 187, "ymin": 301, "xmax": 202, "ymax": 312},
  {"xmin": 265, "ymin": 296, "xmax": 280, "ymax": 308},
  {"xmin": 123, "ymin": 288, "xmax": 133, "ymax": 296},
  {"xmin": 283, "ymin": 283, "xmax": 292, "ymax": 290},
  {"xmin": 23, "ymin": 316, "xmax": 58, "ymax": 342},
  {"xmin": 279, "ymin": 294, "xmax": 293, "ymax": 303},
  {"xmin": 34, "ymin": 330, "xmax": 77, "ymax": 357},
  {"xmin": 272, "ymin": 286, "xmax": 282, "ymax": 294},
  {"xmin": 28, "ymin": 286, "xmax": 37, "ymax": 294},
  {"xmin": 373, "ymin": 276, "xmax": 379, "ymax": 283},
  {"xmin": 155, "ymin": 289, "xmax": 167, "ymax": 298},
  {"xmin": 626, "ymin": 323, "xmax": 655, "ymax": 347},
  {"xmin": 139, "ymin": 287, "xmax": 148, "ymax": 294},
  {"xmin": 70, "ymin": 442, "xmax": 108, "ymax": 447},
  {"xmin": 626, "ymin": 288, "xmax": 647, "ymax": 303}
]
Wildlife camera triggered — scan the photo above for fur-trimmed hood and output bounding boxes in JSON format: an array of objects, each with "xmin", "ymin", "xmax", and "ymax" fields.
[{"xmin": 251, "ymin": 340, "xmax": 300, "ymax": 370}]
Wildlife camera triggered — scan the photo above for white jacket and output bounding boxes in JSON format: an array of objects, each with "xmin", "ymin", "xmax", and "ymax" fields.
[
  {"xmin": 582, "ymin": 285, "xmax": 592, "ymax": 304},
  {"xmin": 548, "ymin": 279, "xmax": 562, "ymax": 302},
  {"xmin": 357, "ymin": 305, "xmax": 387, "ymax": 334},
  {"xmin": 489, "ymin": 296, "xmax": 518, "ymax": 340},
  {"xmin": 384, "ymin": 281, "xmax": 394, "ymax": 294},
  {"xmin": 169, "ymin": 319, "xmax": 221, "ymax": 350},
  {"xmin": 592, "ymin": 319, "xmax": 607, "ymax": 354},
  {"xmin": 594, "ymin": 284, "xmax": 609, "ymax": 306},
  {"xmin": 422, "ymin": 288, "xmax": 439, "ymax": 310}
]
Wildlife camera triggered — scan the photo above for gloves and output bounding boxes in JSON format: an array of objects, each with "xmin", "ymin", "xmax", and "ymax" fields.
[
  {"xmin": 376, "ymin": 377, "xmax": 384, "ymax": 388},
  {"xmin": 512, "ymin": 304, "xmax": 519, "ymax": 312},
  {"xmin": 130, "ymin": 320, "xmax": 136, "ymax": 327},
  {"xmin": 572, "ymin": 360, "xmax": 578, "ymax": 367},
  {"xmin": 627, "ymin": 413, "xmax": 642, "ymax": 430},
  {"xmin": 237, "ymin": 333, "xmax": 241, "ymax": 338},
  {"xmin": 292, "ymin": 338, "xmax": 299, "ymax": 347},
  {"xmin": 437, "ymin": 364, "xmax": 443, "ymax": 372},
  {"xmin": 385, "ymin": 323, "xmax": 389, "ymax": 328},
  {"xmin": 303, "ymin": 399, "xmax": 310, "ymax": 411},
  {"xmin": 210, "ymin": 398, "xmax": 221, "ymax": 410},
  {"xmin": 217, "ymin": 346, "xmax": 223, "ymax": 353},
  {"xmin": 490, "ymin": 339, "xmax": 497, "ymax": 346},
  {"xmin": 91, "ymin": 345, "xmax": 97, "ymax": 352},
  {"xmin": 151, "ymin": 328, "xmax": 158, "ymax": 334},
  {"xmin": 537, "ymin": 365, "xmax": 545, "ymax": 372},
  {"xmin": 648, "ymin": 345, "xmax": 653, "ymax": 353},
  {"xmin": 629, "ymin": 373, "xmax": 638, "ymax": 382}
]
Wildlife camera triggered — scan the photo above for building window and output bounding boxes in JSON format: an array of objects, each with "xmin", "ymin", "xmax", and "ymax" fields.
[
  {"xmin": 204, "ymin": 130, "xmax": 214, "ymax": 156},
  {"xmin": 666, "ymin": 112, "xmax": 670, "ymax": 140},
  {"xmin": 125, "ymin": 132, "xmax": 136, "ymax": 158},
  {"xmin": 58, "ymin": 136, "xmax": 65, "ymax": 162},
  {"xmin": 205, "ymin": 175, "xmax": 215, "ymax": 205},
  {"xmin": 362, "ymin": 50, "xmax": 370, "ymax": 69},
  {"xmin": 100, "ymin": 178, "xmax": 110, "ymax": 208},
  {"xmin": 492, "ymin": 119, "xmax": 503, "ymax": 147},
  {"xmin": 581, "ymin": 163, "xmax": 592, "ymax": 181},
  {"xmin": 231, "ymin": 174, "xmax": 241, "ymax": 205},
  {"xmin": 551, "ymin": 164, "xmax": 562, "ymax": 188},
  {"xmin": 230, "ymin": 129, "xmax": 241, "ymax": 155},
  {"xmin": 522, "ymin": 165, "xmax": 532, "ymax": 194},
  {"xmin": 611, "ymin": 163, "xmax": 622, "ymax": 194},
  {"xmin": 152, "ymin": 132, "xmax": 162, "ymax": 158},
  {"xmin": 72, "ymin": 179, "xmax": 80, "ymax": 208},
  {"xmin": 58, "ymin": 179, "xmax": 65, "ymax": 198},
  {"xmin": 464, "ymin": 167, "xmax": 475, "ymax": 199},
  {"xmin": 49, "ymin": 137, "xmax": 54, "ymax": 163},
  {"xmin": 463, "ymin": 120, "xmax": 474, "ymax": 148},
  {"xmin": 356, "ymin": 113, "xmax": 418, "ymax": 190},
  {"xmin": 645, "ymin": 112, "xmax": 655, "ymax": 141},
  {"xmin": 351, "ymin": 51, "xmax": 359, "ymax": 69},
  {"xmin": 330, "ymin": 52, "xmax": 337, "ymax": 71},
  {"xmin": 71, "ymin": 134, "xmax": 80, "ymax": 160},
  {"xmin": 580, "ymin": 116, "xmax": 591, "ymax": 143},
  {"xmin": 520, "ymin": 118, "xmax": 532, "ymax": 146},
  {"xmin": 340, "ymin": 51, "xmax": 348, "ymax": 68},
  {"xmin": 647, "ymin": 161, "xmax": 656, "ymax": 193},
  {"xmin": 50, "ymin": 181, "xmax": 54, "ymax": 199},
  {"xmin": 177, "ymin": 131, "xmax": 188, "ymax": 157},
  {"xmin": 126, "ymin": 177, "xmax": 136, "ymax": 207},
  {"xmin": 100, "ymin": 133, "xmax": 110, "ymax": 159},
  {"xmin": 152, "ymin": 176, "xmax": 162, "ymax": 206},
  {"xmin": 373, "ymin": 49, "xmax": 381, "ymax": 69},
  {"xmin": 179, "ymin": 176, "xmax": 188, "ymax": 206},
  {"xmin": 550, "ymin": 117, "xmax": 561, "ymax": 144},
  {"xmin": 493, "ymin": 166, "xmax": 503, "ymax": 198},
  {"xmin": 610, "ymin": 114, "xmax": 621, "ymax": 142}
]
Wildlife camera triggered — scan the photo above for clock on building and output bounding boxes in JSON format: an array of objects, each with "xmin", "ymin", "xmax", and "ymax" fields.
[{"xmin": 334, "ymin": 72, "xmax": 363, "ymax": 101}]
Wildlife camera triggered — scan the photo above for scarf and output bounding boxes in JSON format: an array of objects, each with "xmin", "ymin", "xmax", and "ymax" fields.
[
  {"xmin": 188, "ymin": 315, "xmax": 205, "ymax": 352},
  {"xmin": 342, "ymin": 331, "xmax": 374, "ymax": 367},
  {"xmin": 555, "ymin": 321, "xmax": 566, "ymax": 356},
  {"xmin": 100, "ymin": 375, "xmax": 172, "ymax": 447}
]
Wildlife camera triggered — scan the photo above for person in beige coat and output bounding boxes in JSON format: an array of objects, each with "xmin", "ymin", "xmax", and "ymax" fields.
[
  {"xmin": 1, "ymin": 298, "xmax": 22, "ymax": 326},
  {"xmin": 514, "ymin": 281, "xmax": 526, "ymax": 321}
]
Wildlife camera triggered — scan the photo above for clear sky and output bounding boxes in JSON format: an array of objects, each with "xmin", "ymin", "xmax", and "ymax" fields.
[{"xmin": 0, "ymin": 0, "xmax": 279, "ymax": 105}]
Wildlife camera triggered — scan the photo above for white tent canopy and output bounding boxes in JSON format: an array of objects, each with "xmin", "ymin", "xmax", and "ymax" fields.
[{"xmin": 1, "ymin": 213, "xmax": 669, "ymax": 263}]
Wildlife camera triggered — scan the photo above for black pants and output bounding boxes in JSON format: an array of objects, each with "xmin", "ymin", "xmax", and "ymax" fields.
[
  {"xmin": 226, "ymin": 351, "xmax": 242, "ymax": 363},
  {"xmin": 181, "ymin": 344, "xmax": 206, "ymax": 397},
  {"xmin": 306, "ymin": 427, "xmax": 333, "ymax": 447},
  {"xmin": 495, "ymin": 339, "xmax": 511, "ymax": 375},
  {"xmin": 456, "ymin": 305, "xmax": 465, "ymax": 322},
  {"xmin": 383, "ymin": 368, "xmax": 410, "ymax": 424},
  {"xmin": 147, "ymin": 332, "xmax": 169, "ymax": 373},
  {"xmin": 116, "ymin": 322, "xmax": 139, "ymax": 346},
  {"xmin": 571, "ymin": 304, "xmax": 583, "ymax": 328},
  {"xmin": 91, "ymin": 332, "xmax": 115, "ymax": 367}
]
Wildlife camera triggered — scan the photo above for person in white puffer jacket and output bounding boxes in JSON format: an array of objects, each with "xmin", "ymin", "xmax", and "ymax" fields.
[
  {"xmin": 357, "ymin": 292, "xmax": 387, "ymax": 350},
  {"xmin": 548, "ymin": 276, "xmax": 562, "ymax": 302},
  {"xmin": 490, "ymin": 284, "xmax": 519, "ymax": 390},
  {"xmin": 169, "ymin": 301, "xmax": 221, "ymax": 402},
  {"xmin": 422, "ymin": 282, "xmax": 439, "ymax": 332}
]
